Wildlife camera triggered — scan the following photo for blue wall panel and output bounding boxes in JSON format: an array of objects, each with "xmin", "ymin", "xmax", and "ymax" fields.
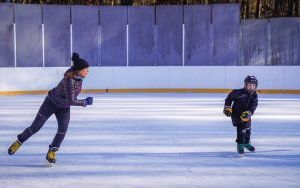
[
  {"xmin": 43, "ymin": 5, "xmax": 70, "ymax": 67},
  {"xmin": 72, "ymin": 5, "xmax": 99, "ymax": 66},
  {"xmin": 100, "ymin": 6, "xmax": 127, "ymax": 66},
  {"xmin": 128, "ymin": 6, "xmax": 155, "ymax": 66},
  {"xmin": 241, "ymin": 19, "xmax": 268, "ymax": 66},
  {"xmin": 270, "ymin": 18, "xmax": 300, "ymax": 66},
  {"xmin": 2, "ymin": 4, "xmax": 300, "ymax": 68},
  {"xmin": 15, "ymin": 4, "xmax": 43, "ymax": 67},
  {"xmin": 213, "ymin": 4, "xmax": 239, "ymax": 65},
  {"xmin": 184, "ymin": 5, "xmax": 211, "ymax": 66},
  {"xmin": 156, "ymin": 5, "xmax": 183, "ymax": 66},
  {"xmin": 0, "ymin": 4, "xmax": 14, "ymax": 67}
]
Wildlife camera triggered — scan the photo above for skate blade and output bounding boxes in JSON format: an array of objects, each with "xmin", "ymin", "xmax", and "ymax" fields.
[
  {"xmin": 245, "ymin": 148, "xmax": 255, "ymax": 153},
  {"xmin": 237, "ymin": 153, "xmax": 245, "ymax": 158},
  {"xmin": 47, "ymin": 161, "xmax": 55, "ymax": 167}
]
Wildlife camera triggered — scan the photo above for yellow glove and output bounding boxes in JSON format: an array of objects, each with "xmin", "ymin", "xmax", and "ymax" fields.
[
  {"xmin": 223, "ymin": 106, "xmax": 232, "ymax": 117},
  {"xmin": 240, "ymin": 111, "xmax": 252, "ymax": 122}
]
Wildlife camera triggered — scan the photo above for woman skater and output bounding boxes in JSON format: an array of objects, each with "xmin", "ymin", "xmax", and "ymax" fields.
[{"xmin": 8, "ymin": 52, "xmax": 93, "ymax": 166}]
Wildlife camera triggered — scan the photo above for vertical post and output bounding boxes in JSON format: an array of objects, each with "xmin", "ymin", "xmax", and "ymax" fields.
[
  {"xmin": 182, "ymin": 23, "xmax": 185, "ymax": 66},
  {"xmin": 182, "ymin": 5, "xmax": 185, "ymax": 66},
  {"xmin": 239, "ymin": 21, "xmax": 244, "ymax": 65},
  {"xmin": 153, "ymin": 25, "xmax": 158, "ymax": 66},
  {"xmin": 298, "ymin": 23, "xmax": 300, "ymax": 66},
  {"xmin": 126, "ymin": 24, "xmax": 129, "ymax": 67},
  {"xmin": 99, "ymin": 25, "xmax": 102, "ymax": 66},
  {"xmin": 210, "ymin": 5, "xmax": 214, "ymax": 66},
  {"xmin": 154, "ymin": 5, "xmax": 158, "ymax": 66},
  {"xmin": 267, "ymin": 19, "xmax": 271, "ymax": 65},
  {"xmin": 264, "ymin": 20, "xmax": 268, "ymax": 66},
  {"xmin": 98, "ymin": 8, "xmax": 101, "ymax": 66},
  {"xmin": 42, "ymin": 23, "xmax": 45, "ymax": 67},
  {"xmin": 210, "ymin": 23, "xmax": 214, "ymax": 66},
  {"xmin": 13, "ymin": 23, "xmax": 17, "ymax": 67},
  {"xmin": 70, "ymin": 24, "xmax": 73, "ymax": 66}
]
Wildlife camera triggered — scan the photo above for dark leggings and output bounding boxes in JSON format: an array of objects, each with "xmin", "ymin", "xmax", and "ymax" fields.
[
  {"xmin": 236, "ymin": 124, "xmax": 251, "ymax": 144},
  {"xmin": 18, "ymin": 97, "xmax": 70, "ymax": 150}
]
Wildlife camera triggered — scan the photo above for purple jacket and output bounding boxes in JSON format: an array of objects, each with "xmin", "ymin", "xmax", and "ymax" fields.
[{"xmin": 48, "ymin": 68, "xmax": 86, "ymax": 108}]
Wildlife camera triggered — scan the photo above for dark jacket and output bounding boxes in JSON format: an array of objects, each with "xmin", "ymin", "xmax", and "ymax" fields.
[
  {"xmin": 47, "ymin": 68, "xmax": 86, "ymax": 108},
  {"xmin": 225, "ymin": 88, "xmax": 258, "ymax": 126}
]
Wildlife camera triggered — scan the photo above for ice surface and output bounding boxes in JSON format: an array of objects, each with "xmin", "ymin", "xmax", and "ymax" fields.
[{"xmin": 0, "ymin": 93, "xmax": 299, "ymax": 188}]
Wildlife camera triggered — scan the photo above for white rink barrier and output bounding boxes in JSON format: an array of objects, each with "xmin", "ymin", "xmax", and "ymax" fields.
[{"xmin": 0, "ymin": 66, "xmax": 299, "ymax": 94}]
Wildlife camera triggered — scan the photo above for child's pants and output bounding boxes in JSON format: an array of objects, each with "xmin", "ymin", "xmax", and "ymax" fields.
[{"xmin": 236, "ymin": 123, "xmax": 251, "ymax": 144}]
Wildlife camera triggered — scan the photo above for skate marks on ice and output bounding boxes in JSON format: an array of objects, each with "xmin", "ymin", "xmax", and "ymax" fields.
[
  {"xmin": 1, "ymin": 149, "xmax": 298, "ymax": 168},
  {"xmin": 0, "ymin": 93, "xmax": 300, "ymax": 187}
]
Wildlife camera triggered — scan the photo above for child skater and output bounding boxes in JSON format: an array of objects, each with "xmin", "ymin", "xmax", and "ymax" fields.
[
  {"xmin": 223, "ymin": 76, "xmax": 258, "ymax": 156},
  {"xmin": 8, "ymin": 52, "xmax": 93, "ymax": 166}
]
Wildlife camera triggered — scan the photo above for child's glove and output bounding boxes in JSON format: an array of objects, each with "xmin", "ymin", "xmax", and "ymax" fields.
[
  {"xmin": 85, "ymin": 97, "xmax": 93, "ymax": 105},
  {"xmin": 240, "ymin": 111, "xmax": 252, "ymax": 122},
  {"xmin": 223, "ymin": 106, "xmax": 232, "ymax": 117}
]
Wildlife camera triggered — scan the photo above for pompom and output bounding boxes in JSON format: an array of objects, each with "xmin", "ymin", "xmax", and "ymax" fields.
[{"xmin": 72, "ymin": 52, "xmax": 80, "ymax": 61}]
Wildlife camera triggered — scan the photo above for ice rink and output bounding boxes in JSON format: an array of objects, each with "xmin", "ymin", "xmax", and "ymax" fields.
[{"xmin": 0, "ymin": 93, "xmax": 300, "ymax": 188}]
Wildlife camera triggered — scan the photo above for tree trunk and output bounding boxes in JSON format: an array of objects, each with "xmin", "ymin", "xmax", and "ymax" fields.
[
  {"xmin": 274, "ymin": 0, "xmax": 280, "ymax": 17},
  {"xmin": 245, "ymin": 0, "xmax": 249, "ymax": 18},
  {"xmin": 287, "ymin": 0, "xmax": 293, "ymax": 17},
  {"xmin": 295, "ymin": 0, "xmax": 299, "ymax": 16},
  {"xmin": 255, "ymin": 0, "xmax": 261, "ymax": 18}
]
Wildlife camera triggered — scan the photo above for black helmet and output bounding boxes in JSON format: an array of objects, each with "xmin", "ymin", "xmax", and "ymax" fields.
[{"xmin": 244, "ymin": 75, "xmax": 258, "ymax": 87}]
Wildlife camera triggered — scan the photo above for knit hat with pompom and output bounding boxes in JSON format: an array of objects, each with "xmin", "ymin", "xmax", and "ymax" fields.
[{"xmin": 71, "ymin": 52, "xmax": 89, "ymax": 71}]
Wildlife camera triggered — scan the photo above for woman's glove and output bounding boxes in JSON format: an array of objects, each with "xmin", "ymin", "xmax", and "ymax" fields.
[{"xmin": 85, "ymin": 97, "xmax": 93, "ymax": 106}]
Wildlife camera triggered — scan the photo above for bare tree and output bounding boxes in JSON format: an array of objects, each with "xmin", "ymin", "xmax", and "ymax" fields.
[{"xmin": 1, "ymin": 0, "xmax": 299, "ymax": 18}]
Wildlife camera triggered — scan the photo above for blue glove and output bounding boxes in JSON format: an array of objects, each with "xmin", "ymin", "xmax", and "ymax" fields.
[{"xmin": 85, "ymin": 97, "xmax": 93, "ymax": 105}]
